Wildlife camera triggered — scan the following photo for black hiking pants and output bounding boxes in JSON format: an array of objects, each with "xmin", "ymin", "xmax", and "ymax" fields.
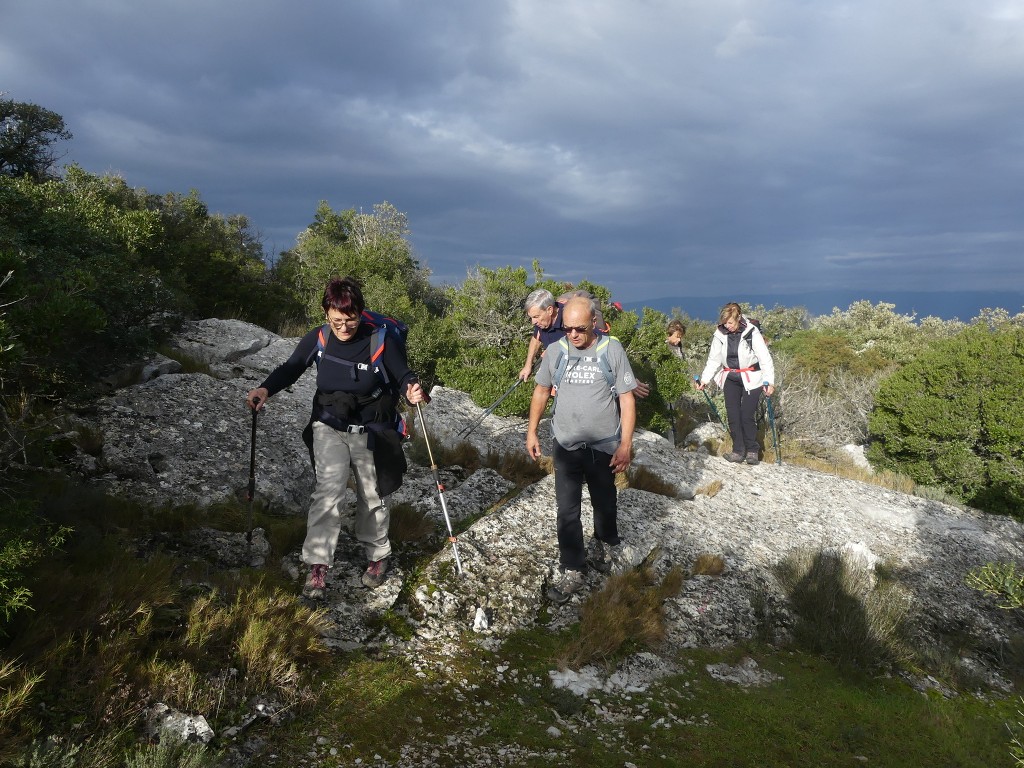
[
  {"xmin": 553, "ymin": 440, "xmax": 620, "ymax": 571},
  {"xmin": 723, "ymin": 376, "xmax": 763, "ymax": 455}
]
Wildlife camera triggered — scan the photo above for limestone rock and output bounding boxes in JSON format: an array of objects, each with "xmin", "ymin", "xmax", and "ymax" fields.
[{"xmin": 59, "ymin": 319, "xmax": 1024, "ymax": 689}]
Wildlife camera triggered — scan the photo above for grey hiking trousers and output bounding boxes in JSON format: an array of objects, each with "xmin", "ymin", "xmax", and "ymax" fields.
[{"xmin": 302, "ymin": 421, "xmax": 390, "ymax": 567}]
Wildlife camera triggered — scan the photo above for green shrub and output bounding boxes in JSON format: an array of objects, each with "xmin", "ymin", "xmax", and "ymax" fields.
[
  {"xmin": 0, "ymin": 499, "xmax": 70, "ymax": 632},
  {"xmin": 868, "ymin": 325, "xmax": 1024, "ymax": 515}
]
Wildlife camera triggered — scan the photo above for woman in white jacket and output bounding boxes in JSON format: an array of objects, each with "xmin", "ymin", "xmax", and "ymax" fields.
[{"xmin": 694, "ymin": 302, "xmax": 775, "ymax": 465}]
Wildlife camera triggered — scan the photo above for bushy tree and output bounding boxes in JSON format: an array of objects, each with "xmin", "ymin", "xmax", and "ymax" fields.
[
  {"xmin": 0, "ymin": 169, "xmax": 168, "ymax": 397},
  {"xmin": 275, "ymin": 201, "xmax": 439, "ymax": 323},
  {"xmin": 433, "ymin": 265, "xmax": 536, "ymax": 414},
  {"xmin": 868, "ymin": 325, "xmax": 1024, "ymax": 515},
  {"xmin": 615, "ymin": 307, "xmax": 691, "ymax": 433},
  {"xmin": 0, "ymin": 98, "xmax": 72, "ymax": 181},
  {"xmin": 773, "ymin": 330, "xmax": 892, "ymax": 382},
  {"xmin": 744, "ymin": 302, "xmax": 811, "ymax": 345}
]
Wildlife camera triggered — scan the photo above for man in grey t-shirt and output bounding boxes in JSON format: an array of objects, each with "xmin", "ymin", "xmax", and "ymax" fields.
[{"xmin": 526, "ymin": 297, "xmax": 637, "ymax": 604}]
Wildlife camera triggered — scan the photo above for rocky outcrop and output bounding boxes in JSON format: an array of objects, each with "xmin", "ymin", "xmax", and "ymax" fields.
[{"xmin": 65, "ymin": 319, "xmax": 1024, "ymax": 690}]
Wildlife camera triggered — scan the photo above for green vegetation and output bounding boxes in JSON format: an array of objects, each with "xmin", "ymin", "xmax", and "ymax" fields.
[{"xmin": 868, "ymin": 325, "xmax": 1024, "ymax": 514}]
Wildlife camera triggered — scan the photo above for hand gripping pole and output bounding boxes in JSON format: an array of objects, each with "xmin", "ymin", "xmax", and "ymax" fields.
[{"xmin": 693, "ymin": 375, "xmax": 725, "ymax": 427}]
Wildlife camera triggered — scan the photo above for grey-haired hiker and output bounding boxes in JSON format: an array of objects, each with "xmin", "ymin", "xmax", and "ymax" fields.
[
  {"xmin": 246, "ymin": 277, "xmax": 425, "ymax": 597},
  {"xmin": 525, "ymin": 296, "xmax": 638, "ymax": 604}
]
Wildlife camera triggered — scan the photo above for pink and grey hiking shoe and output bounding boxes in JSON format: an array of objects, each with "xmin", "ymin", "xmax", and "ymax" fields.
[
  {"xmin": 361, "ymin": 557, "xmax": 390, "ymax": 589},
  {"xmin": 302, "ymin": 564, "xmax": 328, "ymax": 599}
]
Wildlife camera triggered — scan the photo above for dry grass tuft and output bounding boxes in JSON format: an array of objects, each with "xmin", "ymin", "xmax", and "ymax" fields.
[
  {"xmin": 276, "ymin": 317, "xmax": 314, "ymax": 338},
  {"xmin": 535, "ymin": 455, "xmax": 555, "ymax": 475},
  {"xmin": 695, "ymin": 479, "xmax": 723, "ymax": 497},
  {"xmin": 775, "ymin": 547, "xmax": 912, "ymax": 669},
  {"xmin": 73, "ymin": 423, "xmax": 105, "ymax": 457},
  {"xmin": 0, "ymin": 660, "xmax": 42, "ymax": 755},
  {"xmin": 783, "ymin": 453, "xmax": 918, "ymax": 495},
  {"xmin": 691, "ymin": 553, "xmax": 726, "ymax": 576},
  {"xmin": 155, "ymin": 346, "xmax": 212, "ymax": 376},
  {"xmin": 482, "ymin": 448, "xmax": 547, "ymax": 486},
  {"xmin": 183, "ymin": 580, "xmax": 331, "ymax": 700},
  {"xmin": 559, "ymin": 563, "xmax": 686, "ymax": 668},
  {"xmin": 625, "ymin": 465, "xmax": 679, "ymax": 498},
  {"xmin": 388, "ymin": 503, "xmax": 436, "ymax": 544}
]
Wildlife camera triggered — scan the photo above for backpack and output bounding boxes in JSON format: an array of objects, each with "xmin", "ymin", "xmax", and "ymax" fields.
[
  {"xmin": 307, "ymin": 309, "xmax": 411, "ymax": 436},
  {"xmin": 549, "ymin": 335, "xmax": 617, "ymax": 416},
  {"xmin": 736, "ymin": 317, "xmax": 763, "ymax": 354}
]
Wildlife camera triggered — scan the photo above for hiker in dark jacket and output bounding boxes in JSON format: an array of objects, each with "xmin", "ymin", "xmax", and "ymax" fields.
[
  {"xmin": 246, "ymin": 277, "xmax": 424, "ymax": 597},
  {"xmin": 694, "ymin": 302, "xmax": 774, "ymax": 465}
]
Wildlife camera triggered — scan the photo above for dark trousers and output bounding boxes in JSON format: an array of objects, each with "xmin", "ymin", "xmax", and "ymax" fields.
[
  {"xmin": 553, "ymin": 441, "xmax": 620, "ymax": 571},
  {"xmin": 723, "ymin": 376, "xmax": 763, "ymax": 454}
]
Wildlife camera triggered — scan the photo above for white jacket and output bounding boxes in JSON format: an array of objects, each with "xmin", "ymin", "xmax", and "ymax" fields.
[{"xmin": 699, "ymin": 318, "xmax": 775, "ymax": 392}]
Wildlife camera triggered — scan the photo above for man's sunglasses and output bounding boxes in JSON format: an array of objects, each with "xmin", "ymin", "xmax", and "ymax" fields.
[{"xmin": 565, "ymin": 325, "xmax": 591, "ymax": 335}]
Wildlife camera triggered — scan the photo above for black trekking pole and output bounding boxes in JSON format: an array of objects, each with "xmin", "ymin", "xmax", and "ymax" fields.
[
  {"xmin": 416, "ymin": 401, "xmax": 465, "ymax": 575},
  {"xmin": 246, "ymin": 398, "xmax": 260, "ymax": 545},
  {"xmin": 763, "ymin": 384, "xmax": 781, "ymax": 465},
  {"xmin": 693, "ymin": 375, "xmax": 725, "ymax": 427},
  {"xmin": 457, "ymin": 378, "xmax": 522, "ymax": 439}
]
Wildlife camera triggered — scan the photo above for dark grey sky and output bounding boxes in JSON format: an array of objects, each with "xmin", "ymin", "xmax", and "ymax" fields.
[{"xmin": 3, "ymin": 1, "xmax": 1022, "ymax": 304}]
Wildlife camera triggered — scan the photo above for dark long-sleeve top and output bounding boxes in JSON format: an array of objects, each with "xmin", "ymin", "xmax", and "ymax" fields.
[{"xmin": 260, "ymin": 324, "xmax": 416, "ymax": 427}]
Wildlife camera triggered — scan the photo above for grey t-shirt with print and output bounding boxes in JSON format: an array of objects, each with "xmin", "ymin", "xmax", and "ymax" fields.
[{"xmin": 536, "ymin": 336, "xmax": 637, "ymax": 452}]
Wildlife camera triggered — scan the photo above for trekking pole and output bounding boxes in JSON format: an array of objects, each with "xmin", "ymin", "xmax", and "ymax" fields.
[
  {"xmin": 457, "ymin": 378, "xmax": 522, "ymax": 439},
  {"xmin": 763, "ymin": 383, "xmax": 781, "ymax": 465},
  {"xmin": 246, "ymin": 398, "xmax": 260, "ymax": 545},
  {"xmin": 693, "ymin": 375, "xmax": 725, "ymax": 426},
  {"xmin": 415, "ymin": 401, "xmax": 465, "ymax": 575}
]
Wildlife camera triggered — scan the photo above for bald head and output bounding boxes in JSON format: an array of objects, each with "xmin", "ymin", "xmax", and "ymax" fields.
[{"xmin": 562, "ymin": 296, "xmax": 597, "ymax": 348}]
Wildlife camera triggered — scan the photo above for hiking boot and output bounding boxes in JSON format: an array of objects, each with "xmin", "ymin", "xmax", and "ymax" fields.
[
  {"xmin": 587, "ymin": 538, "xmax": 610, "ymax": 573},
  {"xmin": 723, "ymin": 452, "xmax": 744, "ymax": 463},
  {"xmin": 546, "ymin": 568, "xmax": 585, "ymax": 604},
  {"xmin": 361, "ymin": 557, "xmax": 390, "ymax": 589},
  {"xmin": 746, "ymin": 451, "xmax": 760, "ymax": 465},
  {"xmin": 302, "ymin": 564, "xmax": 328, "ymax": 599}
]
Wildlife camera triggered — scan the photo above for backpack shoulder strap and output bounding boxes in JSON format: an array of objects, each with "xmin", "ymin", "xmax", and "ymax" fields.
[
  {"xmin": 368, "ymin": 325, "xmax": 390, "ymax": 385},
  {"xmin": 550, "ymin": 337, "xmax": 571, "ymax": 390},
  {"xmin": 305, "ymin": 324, "xmax": 331, "ymax": 367},
  {"xmin": 594, "ymin": 336, "xmax": 617, "ymax": 393},
  {"xmin": 743, "ymin": 324, "xmax": 758, "ymax": 352}
]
